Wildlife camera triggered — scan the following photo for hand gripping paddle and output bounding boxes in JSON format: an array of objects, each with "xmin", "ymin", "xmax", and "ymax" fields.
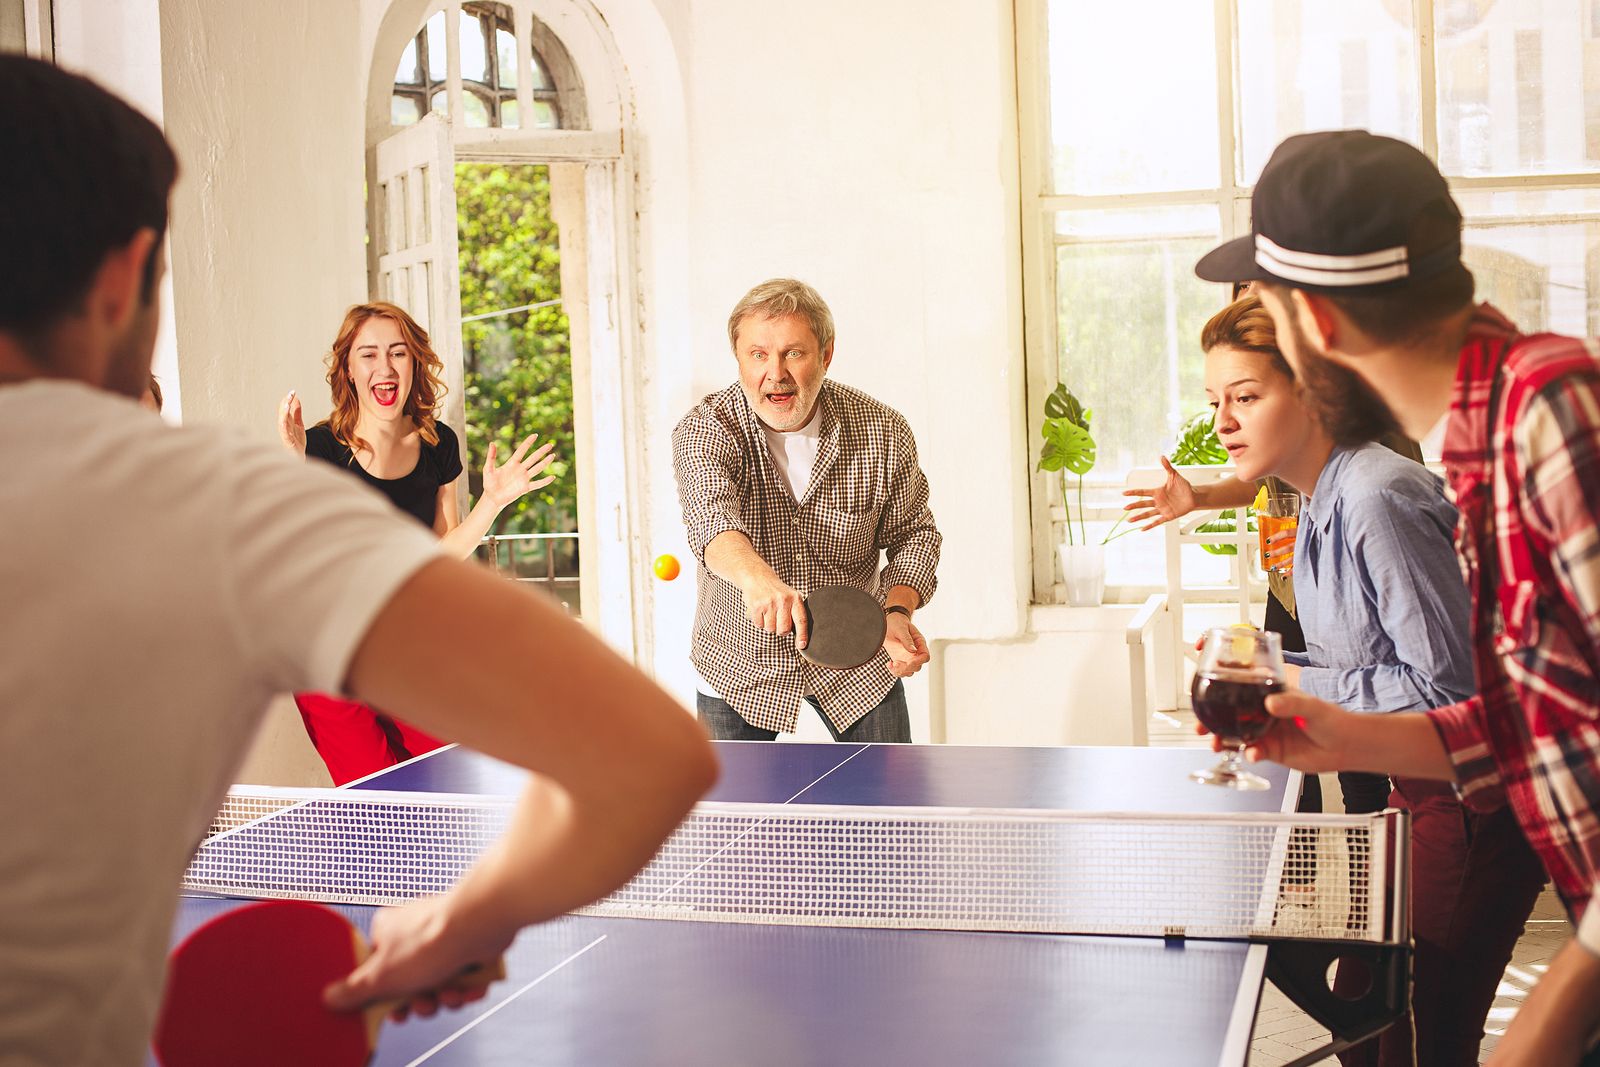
[
  {"xmin": 152, "ymin": 900, "xmax": 505, "ymax": 1067},
  {"xmin": 799, "ymin": 585, "xmax": 887, "ymax": 670}
]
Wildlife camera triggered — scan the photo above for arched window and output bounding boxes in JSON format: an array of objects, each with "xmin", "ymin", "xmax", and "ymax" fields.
[{"xmin": 389, "ymin": 2, "xmax": 581, "ymax": 131}]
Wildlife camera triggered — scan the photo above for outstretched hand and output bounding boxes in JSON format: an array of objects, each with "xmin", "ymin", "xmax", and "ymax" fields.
[
  {"xmin": 278, "ymin": 391, "xmax": 306, "ymax": 455},
  {"xmin": 481, "ymin": 433, "xmax": 559, "ymax": 510},
  {"xmin": 1122, "ymin": 456, "xmax": 1196, "ymax": 531}
]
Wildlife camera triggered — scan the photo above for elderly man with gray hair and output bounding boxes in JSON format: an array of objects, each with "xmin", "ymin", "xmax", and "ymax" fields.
[{"xmin": 672, "ymin": 278, "xmax": 942, "ymax": 741}]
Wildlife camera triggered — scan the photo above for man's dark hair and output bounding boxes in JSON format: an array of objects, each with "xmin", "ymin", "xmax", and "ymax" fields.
[
  {"xmin": 0, "ymin": 56, "xmax": 178, "ymax": 347},
  {"xmin": 1262, "ymin": 200, "xmax": 1475, "ymax": 346}
]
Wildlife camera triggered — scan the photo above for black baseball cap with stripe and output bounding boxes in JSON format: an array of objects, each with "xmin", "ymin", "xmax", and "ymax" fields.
[{"xmin": 1195, "ymin": 130, "xmax": 1462, "ymax": 293}]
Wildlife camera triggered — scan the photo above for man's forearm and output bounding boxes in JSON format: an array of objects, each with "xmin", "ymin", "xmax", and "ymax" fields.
[
  {"xmin": 704, "ymin": 530, "xmax": 778, "ymax": 592},
  {"xmin": 1489, "ymin": 940, "xmax": 1600, "ymax": 1064},
  {"xmin": 1343, "ymin": 711, "xmax": 1458, "ymax": 780}
]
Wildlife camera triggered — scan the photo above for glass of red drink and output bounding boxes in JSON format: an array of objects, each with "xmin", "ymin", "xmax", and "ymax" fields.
[{"xmin": 1190, "ymin": 627, "xmax": 1284, "ymax": 790}]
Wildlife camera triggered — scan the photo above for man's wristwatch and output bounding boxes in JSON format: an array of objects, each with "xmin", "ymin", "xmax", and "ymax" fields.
[{"xmin": 884, "ymin": 605, "xmax": 911, "ymax": 619}]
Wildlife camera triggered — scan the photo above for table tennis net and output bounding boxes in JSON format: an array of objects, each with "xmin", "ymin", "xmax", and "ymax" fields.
[{"xmin": 186, "ymin": 787, "xmax": 1402, "ymax": 943}]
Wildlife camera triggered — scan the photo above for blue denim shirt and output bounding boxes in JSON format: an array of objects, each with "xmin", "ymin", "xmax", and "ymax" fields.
[{"xmin": 1285, "ymin": 443, "xmax": 1475, "ymax": 713}]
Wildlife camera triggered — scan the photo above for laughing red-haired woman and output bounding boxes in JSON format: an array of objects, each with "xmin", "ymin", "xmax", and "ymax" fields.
[{"xmin": 276, "ymin": 301, "xmax": 557, "ymax": 783}]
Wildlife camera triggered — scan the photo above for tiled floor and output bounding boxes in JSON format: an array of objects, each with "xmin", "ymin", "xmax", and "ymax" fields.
[{"xmin": 1148, "ymin": 708, "xmax": 1568, "ymax": 1066}]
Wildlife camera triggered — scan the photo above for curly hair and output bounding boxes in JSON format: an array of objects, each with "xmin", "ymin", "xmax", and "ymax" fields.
[{"xmin": 320, "ymin": 302, "xmax": 447, "ymax": 457}]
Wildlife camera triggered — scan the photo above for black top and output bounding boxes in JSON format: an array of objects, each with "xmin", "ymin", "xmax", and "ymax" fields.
[{"xmin": 305, "ymin": 422, "xmax": 463, "ymax": 528}]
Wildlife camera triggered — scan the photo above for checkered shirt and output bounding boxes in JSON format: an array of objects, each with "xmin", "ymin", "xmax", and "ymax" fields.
[
  {"xmin": 672, "ymin": 380, "xmax": 941, "ymax": 733},
  {"xmin": 1425, "ymin": 304, "xmax": 1600, "ymax": 925}
]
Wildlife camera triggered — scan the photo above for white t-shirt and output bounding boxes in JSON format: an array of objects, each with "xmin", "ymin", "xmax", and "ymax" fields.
[
  {"xmin": 760, "ymin": 415, "xmax": 822, "ymax": 503},
  {"xmin": 0, "ymin": 381, "xmax": 442, "ymax": 1065}
]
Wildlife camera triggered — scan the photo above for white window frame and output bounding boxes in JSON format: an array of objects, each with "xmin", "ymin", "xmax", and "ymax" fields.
[
  {"xmin": 3, "ymin": 0, "xmax": 53, "ymax": 57},
  {"xmin": 368, "ymin": 0, "xmax": 650, "ymax": 663},
  {"xmin": 1018, "ymin": 0, "xmax": 1600, "ymax": 604}
]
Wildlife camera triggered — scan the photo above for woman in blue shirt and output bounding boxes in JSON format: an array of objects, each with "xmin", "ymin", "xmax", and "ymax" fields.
[{"xmin": 1201, "ymin": 295, "xmax": 1543, "ymax": 1067}]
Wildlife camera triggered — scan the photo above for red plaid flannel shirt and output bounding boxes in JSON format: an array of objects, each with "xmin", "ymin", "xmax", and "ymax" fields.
[{"xmin": 1427, "ymin": 304, "xmax": 1600, "ymax": 924}]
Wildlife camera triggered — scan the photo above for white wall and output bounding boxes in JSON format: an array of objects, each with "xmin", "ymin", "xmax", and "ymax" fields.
[
  {"xmin": 158, "ymin": 0, "xmax": 368, "ymax": 436},
  {"xmin": 53, "ymin": 0, "xmax": 183, "ymax": 422},
  {"xmin": 641, "ymin": 0, "xmax": 1032, "ymax": 738}
]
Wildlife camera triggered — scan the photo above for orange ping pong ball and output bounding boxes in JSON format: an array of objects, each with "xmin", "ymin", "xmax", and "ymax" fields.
[{"xmin": 653, "ymin": 554, "xmax": 681, "ymax": 581}]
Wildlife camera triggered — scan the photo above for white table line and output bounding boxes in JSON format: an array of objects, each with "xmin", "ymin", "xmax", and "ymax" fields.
[{"xmin": 406, "ymin": 934, "xmax": 608, "ymax": 1065}]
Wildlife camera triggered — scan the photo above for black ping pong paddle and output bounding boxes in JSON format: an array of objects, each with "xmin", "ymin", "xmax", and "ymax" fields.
[{"xmin": 800, "ymin": 585, "xmax": 887, "ymax": 670}]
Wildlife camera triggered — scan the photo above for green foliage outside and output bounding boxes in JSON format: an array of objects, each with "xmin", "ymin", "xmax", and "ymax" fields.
[
  {"xmin": 1054, "ymin": 236, "xmax": 1219, "ymax": 478},
  {"xmin": 455, "ymin": 162, "xmax": 576, "ymax": 540}
]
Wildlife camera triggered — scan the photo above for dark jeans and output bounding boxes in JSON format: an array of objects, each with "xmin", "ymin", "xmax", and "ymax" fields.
[
  {"xmin": 1340, "ymin": 770, "xmax": 1394, "ymax": 816},
  {"xmin": 696, "ymin": 681, "xmax": 910, "ymax": 743},
  {"xmin": 1336, "ymin": 777, "xmax": 1546, "ymax": 1067}
]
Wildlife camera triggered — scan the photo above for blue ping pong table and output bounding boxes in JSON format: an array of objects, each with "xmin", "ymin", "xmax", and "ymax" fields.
[{"xmin": 166, "ymin": 742, "xmax": 1298, "ymax": 1066}]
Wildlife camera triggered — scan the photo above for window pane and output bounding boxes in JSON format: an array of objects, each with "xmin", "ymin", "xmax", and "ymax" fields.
[
  {"xmin": 530, "ymin": 51, "xmax": 552, "ymax": 90},
  {"xmin": 1236, "ymin": 0, "xmax": 1420, "ymax": 185},
  {"xmin": 395, "ymin": 38, "xmax": 420, "ymax": 85},
  {"xmin": 531, "ymin": 100, "xmax": 559, "ymax": 129},
  {"xmin": 425, "ymin": 11, "xmax": 446, "ymax": 82},
  {"xmin": 1045, "ymin": 0, "xmax": 1219, "ymax": 195},
  {"xmin": 502, "ymin": 98, "xmax": 520, "ymax": 129},
  {"xmin": 1437, "ymin": 0, "xmax": 1600, "ymax": 176},
  {"xmin": 430, "ymin": 89, "xmax": 448, "ymax": 116},
  {"xmin": 1054, "ymin": 205, "xmax": 1226, "ymax": 479},
  {"xmin": 464, "ymin": 90, "xmax": 491, "ymax": 129},
  {"xmin": 461, "ymin": 11, "xmax": 488, "ymax": 83},
  {"xmin": 391, "ymin": 94, "xmax": 420, "ymax": 127},
  {"xmin": 1457, "ymin": 188, "xmax": 1600, "ymax": 334},
  {"xmin": 497, "ymin": 27, "xmax": 517, "ymax": 90}
]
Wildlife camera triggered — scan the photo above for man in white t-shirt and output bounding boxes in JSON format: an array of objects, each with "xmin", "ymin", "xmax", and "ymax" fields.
[
  {"xmin": 0, "ymin": 56, "xmax": 715, "ymax": 1065},
  {"xmin": 671, "ymin": 279, "xmax": 942, "ymax": 741}
]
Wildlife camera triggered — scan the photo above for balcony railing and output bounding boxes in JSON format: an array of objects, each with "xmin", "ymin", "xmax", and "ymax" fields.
[{"xmin": 475, "ymin": 531, "xmax": 581, "ymax": 614}]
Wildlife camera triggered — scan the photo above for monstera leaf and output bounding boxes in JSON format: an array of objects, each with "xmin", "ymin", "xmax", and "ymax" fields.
[
  {"xmin": 1038, "ymin": 418, "xmax": 1097, "ymax": 476},
  {"xmin": 1171, "ymin": 409, "xmax": 1227, "ymax": 466},
  {"xmin": 1044, "ymin": 383, "xmax": 1091, "ymax": 431}
]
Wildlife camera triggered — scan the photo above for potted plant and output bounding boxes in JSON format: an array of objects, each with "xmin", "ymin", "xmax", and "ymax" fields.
[
  {"xmin": 1170, "ymin": 409, "xmax": 1253, "ymax": 556},
  {"xmin": 1037, "ymin": 383, "xmax": 1105, "ymax": 605}
]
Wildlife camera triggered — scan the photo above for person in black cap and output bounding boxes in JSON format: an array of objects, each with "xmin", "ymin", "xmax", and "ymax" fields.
[{"xmin": 1198, "ymin": 129, "xmax": 1600, "ymax": 1067}]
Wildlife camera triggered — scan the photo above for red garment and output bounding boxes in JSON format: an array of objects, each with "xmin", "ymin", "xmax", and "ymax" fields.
[
  {"xmin": 1335, "ymin": 777, "xmax": 1544, "ymax": 1067},
  {"xmin": 293, "ymin": 692, "xmax": 445, "ymax": 786},
  {"xmin": 1426, "ymin": 304, "xmax": 1600, "ymax": 919}
]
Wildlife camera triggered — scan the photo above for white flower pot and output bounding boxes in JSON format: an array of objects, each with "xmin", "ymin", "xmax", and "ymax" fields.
[{"xmin": 1058, "ymin": 543, "xmax": 1106, "ymax": 607}]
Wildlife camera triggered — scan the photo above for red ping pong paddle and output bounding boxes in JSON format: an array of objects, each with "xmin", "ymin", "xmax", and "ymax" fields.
[
  {"xmin": 800, "ymin": 585, "xmax": 887, "ymax": 670},
  {"xmin": 152, "ymin": 900, "xmax": 505, "ymax": 1067}
]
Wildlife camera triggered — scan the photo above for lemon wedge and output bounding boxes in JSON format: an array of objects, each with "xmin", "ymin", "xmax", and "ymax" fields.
[
  {"xmin": 1228, "ymin": 622, "xmax": 1257, "ymax": 664},
  {"xmin": 1252, "ymin": 484, "xmax": 1268, "ymax": 511}
]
